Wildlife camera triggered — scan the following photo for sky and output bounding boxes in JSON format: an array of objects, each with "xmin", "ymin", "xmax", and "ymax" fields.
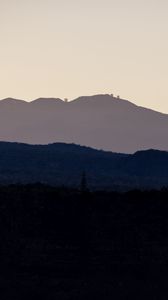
[{"xmin": 0, "ymin": 0, "xmax": 168, "ymax": 113}]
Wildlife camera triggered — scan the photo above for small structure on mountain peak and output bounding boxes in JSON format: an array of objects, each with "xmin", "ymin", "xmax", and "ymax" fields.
[{"xmin": 64, "ymin": 98, "xmax": 68, "ymax": 103}]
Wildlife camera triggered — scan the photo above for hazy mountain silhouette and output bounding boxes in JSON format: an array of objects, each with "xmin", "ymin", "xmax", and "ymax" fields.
[
  {"xmin": 0, "ymin": 142, "xmax": 168, "ymax": 190},
  {"xmin": 0, "ymin": 94, "xmax": 168, "ymax": 153}
]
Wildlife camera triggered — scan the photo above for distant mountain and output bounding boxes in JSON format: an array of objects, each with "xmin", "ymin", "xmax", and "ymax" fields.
[
  {"xmin": 0, "ymin": 142, "xmax": 168, "ymax": 190},
  {"xmin": 0, "ymin": 94, "xmax": 168, "ymax": 153}
]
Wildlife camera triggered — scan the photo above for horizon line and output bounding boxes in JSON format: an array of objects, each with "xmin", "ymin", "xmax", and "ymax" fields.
[{"xmin": 0, "ymin": 94, "xmax": 167, "ymax": 115}]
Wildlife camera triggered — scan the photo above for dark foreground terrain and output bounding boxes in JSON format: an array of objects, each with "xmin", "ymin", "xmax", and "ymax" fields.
[{"xmin": 0, "ymin": 185, "xmax": 168, "ymax": 299}]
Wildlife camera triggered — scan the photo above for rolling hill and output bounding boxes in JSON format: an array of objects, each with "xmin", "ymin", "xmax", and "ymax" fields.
[{"xmin": 0, "ymin": 142, "xmax": 168, "ymax": 190}]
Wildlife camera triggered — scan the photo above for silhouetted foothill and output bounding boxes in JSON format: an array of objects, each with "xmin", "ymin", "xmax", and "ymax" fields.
[{"xmin": 0, "ymin": 142, "xmax": 167, "ymax": 190}]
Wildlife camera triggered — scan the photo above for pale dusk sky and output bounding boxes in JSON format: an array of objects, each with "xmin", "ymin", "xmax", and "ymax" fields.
[{"xmin": 0, "ymin": 0, "xmax": 168, "ymax": 113}]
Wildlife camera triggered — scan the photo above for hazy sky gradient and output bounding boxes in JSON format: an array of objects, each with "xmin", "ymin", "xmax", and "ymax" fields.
[{"xmin": 1, "ymin": 0, "xmax": 168, "ymax": 112}]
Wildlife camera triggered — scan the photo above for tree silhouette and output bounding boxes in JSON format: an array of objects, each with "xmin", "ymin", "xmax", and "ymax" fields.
[{"xmin": 80, "ymin": 171, "xmax": 88, "ymax": 192}]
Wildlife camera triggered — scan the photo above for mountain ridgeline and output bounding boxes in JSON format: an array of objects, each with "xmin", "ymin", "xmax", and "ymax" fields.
[
  {"xmin": 0, "ymin": 94, "xmax": 168, "ymax": 153},
  {"xmin": 0, "ymin": 142, "xmax": 168, "ymax": 190}
]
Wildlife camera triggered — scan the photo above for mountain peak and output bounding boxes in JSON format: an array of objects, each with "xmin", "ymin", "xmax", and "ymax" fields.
[
  {"xmin": 70, "ymin": 94, "xmax": 137, "ymax": 108},
  {"xmin": 30, "ymin": 98, "xmax": 64, "ymax": 105},
  {"xmin": 0, "ymin": 98, "xmax": 27, "ymax": 105}
]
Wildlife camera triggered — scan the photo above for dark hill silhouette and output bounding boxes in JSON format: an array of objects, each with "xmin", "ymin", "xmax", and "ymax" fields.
[
  {"xmin": 0, "ymin": 94, "xmax": 168, "ymax": 153},
  {"xmin": 0, "ymin": 142, "xmax": 168, "ymax": 190}
]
